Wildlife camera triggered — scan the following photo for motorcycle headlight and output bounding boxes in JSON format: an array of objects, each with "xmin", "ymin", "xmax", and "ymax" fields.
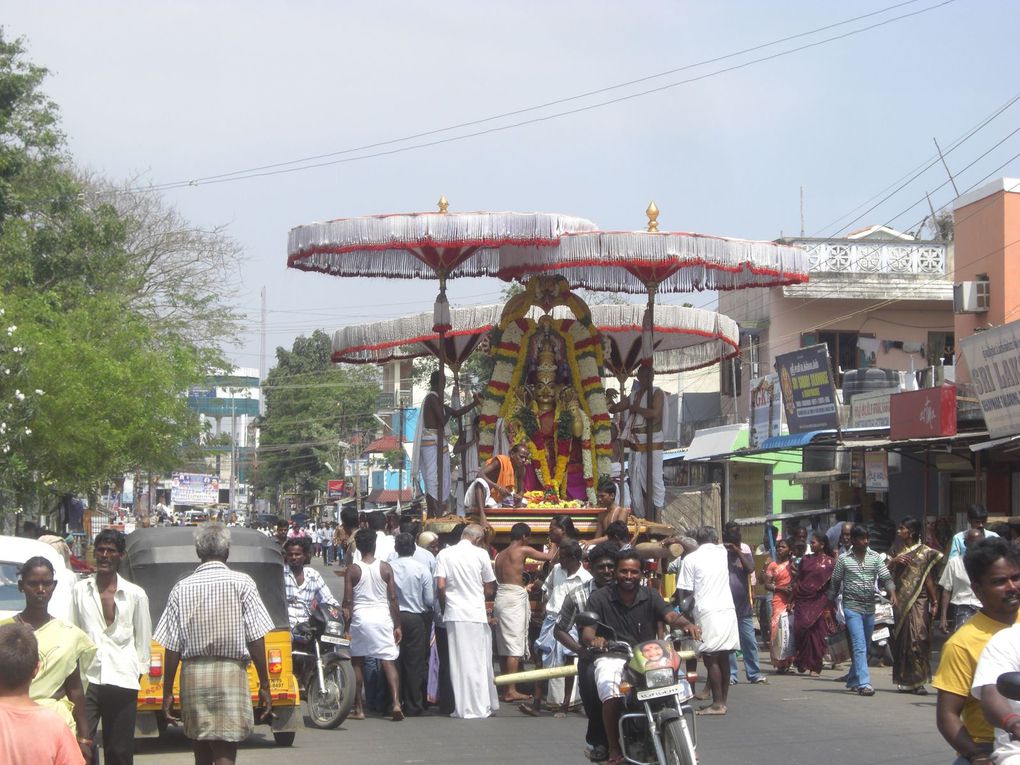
[{"xmin": 645, "ymin": 668, "xmax": 676, "ymax": 689}]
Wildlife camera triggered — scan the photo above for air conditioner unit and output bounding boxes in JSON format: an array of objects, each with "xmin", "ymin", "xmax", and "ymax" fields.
[{"xmin": 954, "ymin": 280, "xmax": 990, "ymax": 314}]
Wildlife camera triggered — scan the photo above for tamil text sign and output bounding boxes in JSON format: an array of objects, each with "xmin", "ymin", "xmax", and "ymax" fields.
[
  {"xmin": 850, "ymin": 390, "xmax": 892, "ymax": 429},
  {"xmin": 749, "ymin": 374, "xmax": 783, "ymax": 449},
  {"xmin": 774, "ymin": 344, "xmax": 840, "ymax": 434},
  {"xmin": 959, "ymin": 321, "xmax": 1020, "ymax": 439},
  {"xmin": 864, "ymin": 451, "xmax": 889, "ymax": 492},
  {"xmin": 889, "ymin": 386, "xmax": 957, "ymax": 440}
]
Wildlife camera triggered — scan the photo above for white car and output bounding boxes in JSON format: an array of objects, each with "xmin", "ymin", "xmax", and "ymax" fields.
[{"xmin": 0, "ymin": 535, "xmax": 75, "ymax": 621}]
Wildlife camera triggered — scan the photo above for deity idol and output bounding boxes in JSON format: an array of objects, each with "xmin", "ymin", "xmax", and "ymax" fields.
[
  {"xmin": 509, "ymin": 326, "xmax": 589, "ymax": 501},
  {"xmin": 477, "ymin": 275, "xmax": 613, "ymax": 506}
]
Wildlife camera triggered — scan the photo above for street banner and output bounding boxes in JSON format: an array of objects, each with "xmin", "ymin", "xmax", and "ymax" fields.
[
  {"xmin": 774, "ymin": 344, "xmax": 840, "ymax": 434},
  {"xmin": 850, "ymin": 389, "xmax": 892, "ymax": 429},
  {"xmin": 864, "ymin": 451, "xmax": 889, "ymax": 492},
  {"xmin": 749, "ymin": 374, "xmax": 783, "ymax": 449},
  {"xmin": 959, "ymin": 321, "xmax": 1020, "ymax": 439},
  {"xmin": 171, "ymin": 472, "xmax": 219, "ymax": 505}
]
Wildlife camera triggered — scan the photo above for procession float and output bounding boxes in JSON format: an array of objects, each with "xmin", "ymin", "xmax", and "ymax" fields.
[{"xmin": 288, "ymin": 199, "xmax": 808, "ymax": 546}]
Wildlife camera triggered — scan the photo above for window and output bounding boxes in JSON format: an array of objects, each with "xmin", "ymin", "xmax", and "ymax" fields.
[{"xmin": 802, "ymin": 331, "xmax": 873, "ymax": 385}]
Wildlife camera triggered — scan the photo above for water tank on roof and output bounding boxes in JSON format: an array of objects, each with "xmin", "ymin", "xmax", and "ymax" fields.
[{"xmin": 841, "ymin": 368, "xmax": 900, "ymax": 404}]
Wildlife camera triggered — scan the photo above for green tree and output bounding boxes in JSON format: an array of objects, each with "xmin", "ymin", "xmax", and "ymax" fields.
[{"xmin": 257, "ymin": 330, "xmax": 380, "ymax": 508}]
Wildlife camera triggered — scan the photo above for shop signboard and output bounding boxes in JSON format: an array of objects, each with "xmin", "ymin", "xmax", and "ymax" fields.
[
  {"xmin": 959, "ymin": 321, "xmax": 1020, "ymax": 439},
  {"xmin": 327, "ymin": 479, "xmax": 346, "ymax": 498},
  {"xmin": 850, "ymin": 389, "xmax": 892, "ymax": 429},
  {"xmin": 749, "ymin": 374, "xmax": 783, "ymax": 449},
  {"xmin": 889, "ymin": 386, "xmax": 957, "ymax": 440},
  {"xmin": 774, "ymin": 344, "xmax": 840, "ymax": 434},
  {"xmin": 864, "ymin": 451, "xmax": 889, "ymax": 492},
  {"xmin": 171, "ymin": 472, "xmax": 219, "ymax": 505}
]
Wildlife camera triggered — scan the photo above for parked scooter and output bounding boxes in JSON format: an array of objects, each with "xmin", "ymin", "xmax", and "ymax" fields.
[
  {"xmin": 869, "ymin": 592, "xmax": 895, "ymax": 667},
  {"xmin": 576, "ymin": 611, "xmax": 699, "ymax": 765},
  {"xmin": 291, "ymin": 601, "xmax": 356, "ymax": 728}
]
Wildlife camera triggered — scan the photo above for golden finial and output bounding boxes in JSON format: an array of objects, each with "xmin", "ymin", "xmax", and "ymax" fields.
[
  {"xmin": 646, "ymin": 201, "xmax": 659, "ymax": 232},
  {"xmin": 437, "ymin": 195, "xmax": 449, "ymax": 214}
]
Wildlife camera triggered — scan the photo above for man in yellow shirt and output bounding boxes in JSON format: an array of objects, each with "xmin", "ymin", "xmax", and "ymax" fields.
[{"xmin": 933, "ymin": 538, "xmax": 1020, "ymax": 764}]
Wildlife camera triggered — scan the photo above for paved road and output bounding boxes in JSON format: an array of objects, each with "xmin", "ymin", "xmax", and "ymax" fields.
[
  {"xmin": 135, "ymin": 663, "xmax": 947, "ymax": 765},
  {"xmin": 134, "ymin": 555, "xmax": 949, "ymax": 764}
]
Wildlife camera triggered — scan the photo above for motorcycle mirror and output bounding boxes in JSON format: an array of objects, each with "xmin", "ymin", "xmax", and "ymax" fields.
[
  {"xmin": 997, "ymin": 672, "xmax": 1020, "ymax": 701},
  {"xmin": 575, "ymin": 611, "xmax": 601, "ymax": 628}
]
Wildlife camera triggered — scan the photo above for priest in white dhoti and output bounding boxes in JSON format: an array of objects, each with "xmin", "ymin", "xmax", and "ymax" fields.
[
  {"xmin": 435, "ymin": 524, "xmax": 499, "ymax": 719},
  {"xmin": 411, "ymin": 371, "xmax": 479, "ymax": 518},
  {"xmin": 613, "ymin": 365, "xmax": 665, "ymax": 519}
]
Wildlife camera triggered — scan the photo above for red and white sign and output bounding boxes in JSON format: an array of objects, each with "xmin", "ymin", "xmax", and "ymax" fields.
[
  {"xmin": 890, "ymin": 385, "xmax": 957, "ymax": 440},
  {"xmin": 327, "ymin": 480, "xmax": 346, "ymax": 498}
]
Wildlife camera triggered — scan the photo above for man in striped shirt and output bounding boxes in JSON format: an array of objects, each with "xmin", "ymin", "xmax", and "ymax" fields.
[{"xmin": 828, "ymin": 524, "xmax": 897, "ymax": 696}]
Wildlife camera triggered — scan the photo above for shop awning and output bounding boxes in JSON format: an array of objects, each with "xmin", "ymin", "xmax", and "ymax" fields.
[
  {"xmin": 731, "ymin": 504, "xmax": 858, "ymax": 526},
  {"xmin": 760, "ymin": 430, "xmax": 832, "ymax": 450},
  {"xmin": 683, "ymin": 424, "xmax": 747, "ymax": 462},
  {"xmin": 766, "ymin": 468, "xmax": 846, "ymax": 485},
  {"xmin": 971, "ymin": 434, "xmax": 1020, "ymax": 452}
]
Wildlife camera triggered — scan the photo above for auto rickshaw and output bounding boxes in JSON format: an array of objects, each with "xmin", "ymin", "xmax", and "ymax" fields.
[{"xmin": 122, "ymin": 527, "xmax": 300, "ymax": 746}]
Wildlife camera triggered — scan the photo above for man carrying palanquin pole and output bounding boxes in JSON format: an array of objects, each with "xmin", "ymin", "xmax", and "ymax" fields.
[
  {"xmin": 612, "ymin": 364, "xmax": 665, "ymax": 519},
  {"xmin": 412, "ymin": 371, "xmax": 479, "ymax": 518}
]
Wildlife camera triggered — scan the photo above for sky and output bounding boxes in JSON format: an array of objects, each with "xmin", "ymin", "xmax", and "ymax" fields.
[{"xmin": 4, "ymin": 0, "xmax": 1019, "ymax": 374}]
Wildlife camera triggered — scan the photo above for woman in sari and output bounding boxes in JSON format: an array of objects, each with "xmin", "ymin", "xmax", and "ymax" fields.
[
  {"xmin": 1, "ymin": 556, "xmax": 95, "ymax": 761},
  {"xmin": 791, "ymin": 531, "xmax": 836, "ymax": 676},
  {"xmin": 887, "ymin": 515, "xmax": 942, "ymax": 695},
  {"xmin": 764, "ymin": 538, "xmax": 794, "ymax": 673}
]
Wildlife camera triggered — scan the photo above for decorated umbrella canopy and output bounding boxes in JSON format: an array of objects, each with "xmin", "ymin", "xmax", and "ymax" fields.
[
  {"xmin": 333, "ymin": 301, "xmax": 739, "ymax": 511},
  {"xmin": 541, "ymin": 203, "xmax": 809, "ymax": 520},
  {"xmin": 288, "ymin": 201, "xmax": 597, "ymax": 513},
  {"xmin": 332, "ymin": 303, "xmax": 739, "ymax": 375}
]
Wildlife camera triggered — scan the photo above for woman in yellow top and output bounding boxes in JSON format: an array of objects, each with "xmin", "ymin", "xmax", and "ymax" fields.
[{"xmin": 1, "ymin": 556, "xmax": 95, "ymax": 760}]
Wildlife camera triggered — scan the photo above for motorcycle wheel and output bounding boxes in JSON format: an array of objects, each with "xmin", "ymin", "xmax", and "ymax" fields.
[
  {"xmin": 663, "ymin": 717, "xmax": 697, "ymax": 765},
  {"xmin": 307, "ymin": 660, "xmax": 356, "ymax": 729}
]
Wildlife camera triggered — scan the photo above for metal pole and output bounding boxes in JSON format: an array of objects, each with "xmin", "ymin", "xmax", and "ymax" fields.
[
  {"xmin": 645, "ymin": 286, "xmax": 656, "ymax": 523},
  {"xmin": 229, "ymin": 394, "xmax": 236, "ymax": 514},
  {"xmin": 436, "ymin": 275, "xmax": 448, "ymax": 515}
]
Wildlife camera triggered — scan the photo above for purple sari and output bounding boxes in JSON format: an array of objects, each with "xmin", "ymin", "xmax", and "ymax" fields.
[{"xmin": 792, "ymin": 553, "xmax": 835, "ymax": 673}]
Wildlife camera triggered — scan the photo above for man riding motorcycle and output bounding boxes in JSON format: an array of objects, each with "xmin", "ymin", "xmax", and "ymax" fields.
[
  {"xmin": 283, "ymin": 538, "xmax": 340, "ymax": 628},
  {"xmin": 580, "ymin": 548, "xmax": 701, "ymax": 765}
]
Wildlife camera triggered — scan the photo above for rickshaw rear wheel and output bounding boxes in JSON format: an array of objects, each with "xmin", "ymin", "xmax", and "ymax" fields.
[{"xmin": 273, "ymin": 731, "xmax": 296, "ymax": 747}]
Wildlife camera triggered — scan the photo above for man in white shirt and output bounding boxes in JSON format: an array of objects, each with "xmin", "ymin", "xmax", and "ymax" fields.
[
  {"xmin": 353, "ymin": 511, "xmax": 395, "ymax": 564},
  {"xmin": 523, "ymin": 538, "xmax": 593, "ymax": 718},
  {"xmin": 435, "ymin": 524, "xmax": 498, "ymax": 719},
  {"xmin": 950, "ymin": 504, "xmax": 1000, "ymax": 560},
  {"xmin": 677, "ymin": 525, "xmax": 739, "ymax": 716},
  {"xmin": 940, "ymin": 528, "xmax": 985, "ymax": 634},
  {"xmin": 71, "ymin": 529, "xmax": 152, "ymax": 765}
]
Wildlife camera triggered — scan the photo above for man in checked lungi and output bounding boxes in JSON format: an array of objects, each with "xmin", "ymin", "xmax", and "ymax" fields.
[{"xmin": 154, "ymin": 524, "xmax": 275, "ymax": 765}]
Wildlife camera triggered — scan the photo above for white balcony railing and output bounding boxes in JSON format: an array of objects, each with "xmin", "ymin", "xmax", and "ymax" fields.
[{"xmin": 790, "ymin": 241, "xmax": 947, "ymax": 275}]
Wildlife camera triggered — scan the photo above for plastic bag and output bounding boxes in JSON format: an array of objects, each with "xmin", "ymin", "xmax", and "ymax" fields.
[{"xmin": 772, "ymin": 611, "xmax": 796, "ymax": 660}]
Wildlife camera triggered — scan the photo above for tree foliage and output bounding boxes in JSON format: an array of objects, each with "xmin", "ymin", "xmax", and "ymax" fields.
[
  {"xmin": 256, "ymin": 330, "xmax": 381, "ymax": 506},
  {"xmin": 0, "ymin": 32, "xmax": 242, "ymax": 504}
]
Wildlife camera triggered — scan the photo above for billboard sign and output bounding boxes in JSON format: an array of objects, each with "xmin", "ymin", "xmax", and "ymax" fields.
[
  {"xmin": 850, "ymin": 389, "xmax": 892, "ymax": 429},
  {"xmin": 774, "ymin": 344, "xmax": 840, "ymax": 434},
  {"xmin": 749, "ymin": 374, "xmax": 783, "ymax": 449},
  {"xmin": 864, "ymin": 451, "xmax": 889, "ymax": 492},
  {"xmin": 890, "ymin": 386, "xmax": 957, "ymax": 440},
  {"xmin": 327, "ymin": 479, "xmax": 346, "ymax": 498},
  {"xmin": 959, "ymin": 321, "xmax": 1020, "ymax": 439},
  {"xmin": 171, "ymin": 472, "xmax": 219, "ymax": 505}
]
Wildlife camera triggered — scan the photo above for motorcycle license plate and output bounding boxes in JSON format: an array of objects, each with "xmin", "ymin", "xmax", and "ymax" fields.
[
  {"xmin": 321, "ymin": 635, "xmax": 350, "ymax": 646},
  {"xmin": 872, "ymin": 627, "xmax": 890, "ymax": 642},
  {"xmin": 637, "ymin": 683, "xmax": 686, "ymax": 701}
]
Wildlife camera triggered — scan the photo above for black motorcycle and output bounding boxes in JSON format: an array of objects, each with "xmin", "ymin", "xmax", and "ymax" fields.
[
  {"xmin": 291, "ymin": 602, "xmax": 356, "ymax": 728},
  {"xmin": 577, "ymin": 611, "xmax": 699, "ymax": 765}
]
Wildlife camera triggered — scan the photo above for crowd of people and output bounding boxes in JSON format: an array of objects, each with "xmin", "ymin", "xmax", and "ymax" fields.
[{"xmin": 12, "ymin": 496, "xmax": 1020, "ymax": 765}]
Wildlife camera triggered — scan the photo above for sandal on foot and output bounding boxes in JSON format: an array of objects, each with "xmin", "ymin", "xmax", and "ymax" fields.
[{"xmin": 517, "ymin": 702, "xmax": 541, "ymax": 717}]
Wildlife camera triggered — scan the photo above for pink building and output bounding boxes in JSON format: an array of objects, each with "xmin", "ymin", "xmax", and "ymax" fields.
[{"xmin": 718, "ymin": 225, "xmax": 953, "ymax": 422}]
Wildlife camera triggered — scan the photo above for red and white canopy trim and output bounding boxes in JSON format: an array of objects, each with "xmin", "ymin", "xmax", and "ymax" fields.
[
  {"xmin": 332, "ymin": 305, "xmax": 501, "ymax": 367},
  {"xmin": 287, "ymin": 211, "xmax": 598, "ymax": 280},
  {"xmin": 508, "ymin": 230, "xmax": 809, "ymax": 292},
  {"xmin": 332, "ymin": 302, "xmax": 738, "ymax": 374}
]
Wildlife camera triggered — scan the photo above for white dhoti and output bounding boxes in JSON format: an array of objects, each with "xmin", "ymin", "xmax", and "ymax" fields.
[
  {"xmin": 419, "ymin": 431, "xmax": 451, "ymax": 502},
  {"xmin": 446, "ymin": 621, "xmax": 499, "ymax": 719},
  {"xmin": 350, "ymin": 603, "xmax": 399, "ymax": 661},
  {"xmin": 464, "ymin": 477, "xmax": 498, "ymax": 516},
  {"xmin": 610, "ymin": 460, "xmax": 630, "ymax": 507},
  {"xmin": 492, "ymin": 583, "xmax": 530, "ymax": 658},
  {"xmin": 696, "ymin": 608, "xmax": 740, "ymax": 653},
  {"xmin": 628, "ymin": 446, "xmax": 664, "ymax": 518}
]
